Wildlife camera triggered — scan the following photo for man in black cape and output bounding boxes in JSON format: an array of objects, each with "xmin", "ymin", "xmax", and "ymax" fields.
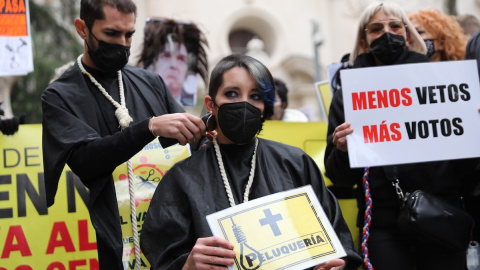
[{"xmin": 41, "ymin": 0, "xmax": 206, "ymax": 268}]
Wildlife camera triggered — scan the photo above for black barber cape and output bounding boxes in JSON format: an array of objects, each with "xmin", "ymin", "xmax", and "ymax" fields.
[
  {"xmin": 41, "ymin": 62, "xmax": 183, "ymax": 269},
  {"xmin": 141, "ymin": 138, "xmax": 362, "ymax": 270}
]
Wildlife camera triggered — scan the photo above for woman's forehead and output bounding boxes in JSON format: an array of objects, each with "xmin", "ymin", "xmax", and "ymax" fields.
[{"xmin": 369, "ymin": 10, "xmax": 400, "ymax": 23}]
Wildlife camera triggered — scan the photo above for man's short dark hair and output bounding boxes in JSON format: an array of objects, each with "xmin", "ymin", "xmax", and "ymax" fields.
[
  {"xmin": 80, "ymin": 0, "xmax": 137, "ymax": 30},
  {"xmin": 273, "ymin": 78, "xmax": 288, "ymax": 105}
]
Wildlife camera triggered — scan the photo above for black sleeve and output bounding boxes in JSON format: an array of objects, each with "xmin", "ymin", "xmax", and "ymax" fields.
[
  {"xmin": 67, "ymin": 119, "xmax": 155, "ymax": 185},
  {"xmin": 324, "ymin": 88, "xmax": 363, "ymax": 188}
]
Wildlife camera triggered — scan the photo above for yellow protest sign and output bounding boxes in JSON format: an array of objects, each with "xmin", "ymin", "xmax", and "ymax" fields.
[
  {"xmin": 207, "ymin": 185, "xmax": 346, "ymax": 270},
  {"xmin": 0, "ymin": 124, "xmax": 98, "ymax": 270},
  {"xmin": 314, "ymin": 80, "xmax": 332, "ymax": 119},
  {"xmin": 112, "ymin": 140, "xmax": 190, "ymax": 269}
]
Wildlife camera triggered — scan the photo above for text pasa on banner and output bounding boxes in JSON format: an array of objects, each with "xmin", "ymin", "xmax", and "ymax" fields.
[
  {"xmin": 0, "ymin": 0, "xmax": 27, "ymax": 36},
  {"xmin": 341, "ymin": 60, "xmax": 480, "ymax": 167}
]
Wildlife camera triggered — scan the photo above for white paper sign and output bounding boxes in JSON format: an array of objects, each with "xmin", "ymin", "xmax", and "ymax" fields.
[
  {"xmin": 341, "ymin": 60, "xmax": 480, "ymax": 168},
  {"xmin": 207, "ymin": 185, "xmax": 346, "ymax": 270},
  {"xmin": 0, "ymin": 0, "xmax": 34, "ymax": 76}
]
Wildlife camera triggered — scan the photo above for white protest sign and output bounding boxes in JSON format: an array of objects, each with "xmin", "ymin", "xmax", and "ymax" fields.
[
  {"xmin": 207, "ymin": 185, "xmax": 346, "ymax": 270},
  {"xmin": 0, "ymin": 0, "xmax": 34, "ymax": 76},
  {"xmin": 341, "ymin": 60, "xmax": 480, "ymax": 168}
]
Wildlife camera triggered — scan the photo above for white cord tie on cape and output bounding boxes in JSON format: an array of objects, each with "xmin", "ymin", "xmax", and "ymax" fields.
[
  {"xmin": 213, "ymin": 137, "xmax": 258, "ymax": 207},
  {"xmin": 77, "ymin": 54, "xmax": 133, "ymax": 129},
  {"xmin": 115, "ymin": 107, "xmax": 133, "ymax": 129},
  {"xmin": 77, "ymin": 55, "xmax": 140, "ymax": 270}
]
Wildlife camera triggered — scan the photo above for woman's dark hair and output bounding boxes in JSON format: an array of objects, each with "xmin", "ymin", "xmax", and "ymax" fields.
[
  {"xmin": 209, "ymin": 54, "xmax": 275, "ymax": 120},
  {"xmin": 137, "ymin": 18, "xmax": 209, "ymax": 85},
  {"xmin": 80, "ymin": 0, "xmax": 137, "ymax": 30},
  {"xmin": 273, "ymin": 78, "xmax": 288, "ymax": 105}
]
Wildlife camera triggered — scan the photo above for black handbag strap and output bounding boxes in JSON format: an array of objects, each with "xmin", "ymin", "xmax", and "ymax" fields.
[
  {"xmin": 383, "ymin": 166, "xmax": 405, "ymax": 200},
  {"xmin": 383, "ymin": 165, "xmax": 398, "ymax": 182}
]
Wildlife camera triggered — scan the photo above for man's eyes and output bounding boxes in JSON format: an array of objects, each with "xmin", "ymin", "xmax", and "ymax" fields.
[
  {"xmin": 160, "ymin": 52, "xmax": 172, "ymax": 58},
  {"xmin": 104, "ymin": 31, "xmax": 134, "ymax": 38}
]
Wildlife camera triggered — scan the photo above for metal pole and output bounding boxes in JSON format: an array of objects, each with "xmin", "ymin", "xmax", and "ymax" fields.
[{"xmin": 311, "ymin": 19, "xmax": 324, "ymax": 82}]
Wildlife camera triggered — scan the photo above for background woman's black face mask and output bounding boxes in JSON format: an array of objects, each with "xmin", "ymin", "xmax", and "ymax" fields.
[
  {"xmin": 424, "ymin": 39, "xmax": 436, "ymax": 58},
  {"xmin": 87, "ymin": 32, "xmax": 130, "ymax": 73},
  {"xmin": 368, "ymin": 32, "xmax": 406, "ymax": 65},
  {"xmin": 217, "ymin": 101, "xmax": 262, "ymax": 144}
]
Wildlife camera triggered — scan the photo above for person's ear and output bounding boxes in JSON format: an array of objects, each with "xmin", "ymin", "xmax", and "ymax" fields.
[
  {"xmin": 205, "ymin": 95, "xmax": 214, "ymax": 113},
  {"xmin": 405, "ymin": 30, "xmax": 412, "ymax": 48},
  {"xmin": 75, "ymin": 18, "xmax": 88, "ymax": 40},
  {"xmin": 360, "ymin": 38, "xmax": 369, "ymax": 53}
]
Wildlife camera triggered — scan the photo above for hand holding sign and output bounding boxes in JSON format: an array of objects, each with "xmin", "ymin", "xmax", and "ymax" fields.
[
  {"xmin": 332, "ymin": 122, "xmax": 353, "ymax": 152},
  {"xmin": 313, "ymin": 259, "xmax": 345, "ymax": 270},
  {"xmin": 183, "ymin": 237, "xmax": 235, "ymax": 270}
]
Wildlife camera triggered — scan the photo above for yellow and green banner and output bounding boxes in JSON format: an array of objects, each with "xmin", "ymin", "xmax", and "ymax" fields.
[{"xmin": 0, "ymin": 122, "xmax": 358, "ymax": 269}]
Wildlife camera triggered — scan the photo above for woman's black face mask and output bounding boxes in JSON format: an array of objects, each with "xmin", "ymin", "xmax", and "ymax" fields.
[
  {"xmin": 216, "ymin": 101, "xmax": 262, "ymax": 144},
  {"xmin": 368, "ymin": 32, "xmax": 406, "ymax": 65},
  {"xmin": 424, "ymin": 39, "xmax": 436, "ymax": 58}
]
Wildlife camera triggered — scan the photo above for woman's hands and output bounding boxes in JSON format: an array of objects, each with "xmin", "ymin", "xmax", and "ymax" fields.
[
  {"xmin": 332, "ymin": 122, "xmax": 354, "ymax": 152},
  {"xmin": 314, "ymin": 258, "xmax": 345, "ymax": 270},
  {"xmin": 183, "ymin": 237, "xmax": 236, "ymax": 270}
]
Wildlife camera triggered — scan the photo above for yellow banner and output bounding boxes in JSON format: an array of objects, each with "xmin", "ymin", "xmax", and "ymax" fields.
[
  {"xmin": 0, "ymin": 124, "xmax": 98, "ymax": 270},
  {"xmin": 113, "ymin": 141, "xmax": 189, "ymax": 269},
  {"xmin": 0, "ymin": 121, "xmax": 358, "ymax": 269}
]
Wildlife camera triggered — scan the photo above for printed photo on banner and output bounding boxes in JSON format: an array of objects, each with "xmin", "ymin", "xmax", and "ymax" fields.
[
  {"xmin": 207, "ymin": 185, "xmax": 346, "ymax": 270},
  {"xmin": 341, "ymin": 60, "xmax": 480, "ymax": 168},
  {"xmin": 140, "ymin": 18, "xmax": 208, "ymax": 108}
]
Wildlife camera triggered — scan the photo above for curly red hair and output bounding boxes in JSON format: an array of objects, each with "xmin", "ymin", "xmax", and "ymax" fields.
[{"xmin": 408, "ymin": 9, "xmax": 468, "ymax": 61}]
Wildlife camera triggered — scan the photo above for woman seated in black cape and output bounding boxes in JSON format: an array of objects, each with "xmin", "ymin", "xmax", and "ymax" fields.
[{"xmin": 140, "ymin": 54, "xmax": 362, "ymax": 270}]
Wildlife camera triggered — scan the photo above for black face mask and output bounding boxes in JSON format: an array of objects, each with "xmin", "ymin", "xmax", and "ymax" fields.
[
  {"xmin": 424, "ymin": 39, "xmax": 435, "ymax": 58},
  {"xmin": 87, "ymin": 32, "xmax": 130, "ymax": 73},
  {"xmin": 217, "ymin": 102, "xmax": 262, "ymax": 144},
  {"xmin": 368, "ymin": 32, "xmax": 406, "ymax": 65}
]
